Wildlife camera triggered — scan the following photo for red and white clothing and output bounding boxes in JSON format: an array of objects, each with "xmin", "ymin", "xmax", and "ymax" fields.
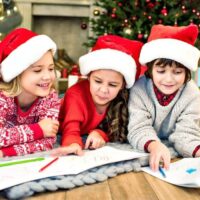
[
  {"xmin": 0, "ymin": 90, "xmax": 60, "ymax": 156},
  {"xmin": 59, "ymin": 79, "xmax": 109, "ymax": 148}
]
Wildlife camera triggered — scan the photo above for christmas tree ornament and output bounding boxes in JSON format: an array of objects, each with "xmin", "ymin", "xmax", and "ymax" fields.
[
  {"xmin": 81, "ymin": 22, "xmax": 87, "ymax": 29},
  {"xmin": 144, "ymin": 33, "xmax": 148, "ymax": 39},
  {"xmin": 0, "ymin": 0, "xmax": 23, "ymax": 34},
  {"xmin": 131, "ymin": 16, "xmax": 137, "ymax": 21},
  {"xmin": 111, "ymin": 13, "xmax": 117, "ymax": 18},
  {"xmin": 192, "ymin": 9, "xmax": 196, "ymax": 13},
  {"xmin": 148, "ymin": 15, "xmax": 152, "ymax": 20},
  {"xmin": 93, "ymin": 9, "xmax": 100, "ymax": 16},
  {"xmin": 85, "ymin": 0, "xmax": 200, "ymax": 48},
  {"xmin": 161, "ymin": 6, "xmax": 168, "ymax": 16},
  {"xmin": 124, "ymin": 18, "xmax": 128, "ymax": 24},
  {"xmin": 123, "ymin": 27, "xmax": 133, "ymax": 35},
  {"xmin": 147, "ymin": 3, "xmax": 155, "ymax": 9},
  {"xmin": 137, "ymin": 32, "xmax": 143, "ymax": 39},
  {"xmin": 174, "ymin": 19, "xmax": 178, "ymax": 26}
]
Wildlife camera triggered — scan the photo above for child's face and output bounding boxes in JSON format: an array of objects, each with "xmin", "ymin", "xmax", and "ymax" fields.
[
  {"xmin": 19, "ymin": 51, "xmax": 56, "ymax": 102},
  {"xmin": 152, "ymin": 60, "xmax": 186, "ymax": 95},
  {"xmin": 89, "ymin": 69, "xmax": 124, "ymax": 108}
]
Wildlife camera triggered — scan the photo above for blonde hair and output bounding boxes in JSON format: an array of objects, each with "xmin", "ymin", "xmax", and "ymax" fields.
[
  {"xmin": 0, "ymin": 69, "xmax": 58, "ymax": 97},
  {"xmin": 0, "ymin": 76, "xmax": 22, "ymax": 97}
]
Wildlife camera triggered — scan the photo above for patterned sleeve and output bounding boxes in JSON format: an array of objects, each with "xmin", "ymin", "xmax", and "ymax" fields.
[
  {"xmin": 1, "ymin": 137, "xmax": 56, "ymax": 156},
  {"xmin": 0, "ymin": 90, "xmax": 61, "ymax": 156}
]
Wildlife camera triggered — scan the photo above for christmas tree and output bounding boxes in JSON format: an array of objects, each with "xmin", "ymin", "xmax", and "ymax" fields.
[{"xmin": 85, "ymin": 0, "xmax": 200, "ymax": 48}]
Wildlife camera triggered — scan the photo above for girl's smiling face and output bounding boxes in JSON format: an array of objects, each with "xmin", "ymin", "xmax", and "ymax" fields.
[
  {"xmin": 18, "ymin": 51, "xmax": 56, "ymax": 104},
  {"xmin": 152, "ymin": 60, "xmax": 186, "ymax": 95}
]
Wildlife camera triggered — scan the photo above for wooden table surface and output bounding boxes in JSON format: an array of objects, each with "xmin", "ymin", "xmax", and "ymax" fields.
[{"xmin": 1, "ymin": 171, "xmax": 199, "ymax": 200}]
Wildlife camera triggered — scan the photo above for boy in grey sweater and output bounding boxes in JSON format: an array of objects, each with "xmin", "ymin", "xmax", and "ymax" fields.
[{"xmin": 128, "ymin": 24, "xmax": 200, "ymax": 172}]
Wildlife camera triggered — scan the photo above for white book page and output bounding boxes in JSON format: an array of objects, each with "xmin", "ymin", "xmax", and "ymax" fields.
[
  {"xmin": 142, "ymin": 158, "xmax": 200, "ymax": 188},
  {"xmin": 0, "ymin": 146, "xmax": 148, "ymax": 190}
]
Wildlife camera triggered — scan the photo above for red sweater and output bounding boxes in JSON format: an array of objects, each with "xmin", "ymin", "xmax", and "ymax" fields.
[
  {"xmin": 59, "ymin": 80, "xmax": 109, "ymax": 148},
  {"xmin": 0, "ymin": 90, "xmax": 60, "ymax": 156}
]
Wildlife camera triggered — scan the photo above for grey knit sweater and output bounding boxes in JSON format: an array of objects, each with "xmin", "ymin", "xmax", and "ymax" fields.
[{"xmin": 128, "ymin": 76, "xmax": 200, "ymax": 157}]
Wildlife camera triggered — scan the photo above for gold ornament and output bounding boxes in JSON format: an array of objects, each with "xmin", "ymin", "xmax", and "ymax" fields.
[
  {"xmin": 123, "ymin": 27, "xmax": 133, "ymax": 35},
  {"xmin": 93, "ymin": 9, "xmax": 100, "ymax": 16}
]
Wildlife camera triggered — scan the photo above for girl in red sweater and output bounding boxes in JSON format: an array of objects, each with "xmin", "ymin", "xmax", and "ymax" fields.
[
  {"xmin": 0, "ymin": 28, "xmax": 60, "ymax": 157},
  {"xmin": 53, "ymin": 35, "xmax": 143, "ymax": 156}
]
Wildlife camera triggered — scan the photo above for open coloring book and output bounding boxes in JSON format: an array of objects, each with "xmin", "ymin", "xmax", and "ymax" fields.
[
  {"xmin": 142, "ymin": 158, "xmax": 200, "ymax": 188},
  {"xmin": 0, "ymin": 146, "xmax": 147, "ymax": 190}
]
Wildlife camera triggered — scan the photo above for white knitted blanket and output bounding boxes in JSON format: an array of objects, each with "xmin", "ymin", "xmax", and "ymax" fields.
[{"xmin": 0, "ymin": 142, "xmax": 178, "ymax": 200}]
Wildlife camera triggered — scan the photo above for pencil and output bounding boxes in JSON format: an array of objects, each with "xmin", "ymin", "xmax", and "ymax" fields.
[
  {"xmin": 39, "ymin": 157, "xmax": 59, "ymax": 172},
  {"xmin": 0, "ymin": 157, "xmax": 45, "ymax": 167},
  {"xmin": 159, "ymin": 166, "xmax": 166, "ymax": 178}
]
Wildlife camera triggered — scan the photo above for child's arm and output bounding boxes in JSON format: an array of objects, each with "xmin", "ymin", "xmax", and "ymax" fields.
[
  {"xmin": 59, "ymin": 91, "xmax": 86, "ymax": 148},
  {"xmin": 127, "ymin": 85, "xmax": 160, "ymax": 151},
  {"xmin": 1, "ymin": 137, "xmax": 56, "ymax": 156},
  {"xmin": 0, "ymin": 91, "xmax": 60, "ymax": 148},
  {"xmin": 169, "ymin": 95, "xmax": 200, "ymax": 157}
]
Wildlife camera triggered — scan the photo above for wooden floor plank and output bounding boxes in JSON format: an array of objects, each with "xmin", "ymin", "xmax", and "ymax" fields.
[
  {"xmin": 26, "ymin": 191, "xmax": 66, "ymax": 200},
  {"xmin": 108, "ymin": 172, "xmax": 159, "ymax": 200},
  {"xmin": 144, "ymin": 173, "xmax": 200, "ymax": 200},
  {"xmin": 66, "ymin": 181, "xmax": 112, "ymax": 200}
]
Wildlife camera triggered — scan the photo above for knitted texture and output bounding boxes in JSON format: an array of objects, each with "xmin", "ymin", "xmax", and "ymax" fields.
[
  {"xmin": 0, "ymin": 142, "xmax": 178, "ymax": 200},
  {"xmin": 128, "ymin": 76, "xmax": 200, "ymax": 157}
]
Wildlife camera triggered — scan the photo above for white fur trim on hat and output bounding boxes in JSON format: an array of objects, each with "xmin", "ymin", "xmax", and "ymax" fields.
[
  {"xmin": 139, "ymin": 38, "xmax": 200, "ymax": 71},
  {"xmin": 79, "ymin": 48, "xmax": 136, "ymax": 88},
  {"xmin": 1, "ymin": 35, "xmax": 57, "ymax": 82}
]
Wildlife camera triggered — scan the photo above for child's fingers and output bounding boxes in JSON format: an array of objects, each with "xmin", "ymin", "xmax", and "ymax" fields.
[
  {"xmin": 162, "ymin": 154, "xmax": 171, "ymax": 170},
  {"xmin": 76, "ymin": 148, "xmax": 84, "ymax": 156},
  {"xmin": 149, "ymin": 153, "xmax": 161, "ymax": 171},
  {"xmin": 85, "ymin": 137, "xmax": 92, "ymax": 149},
  {"xmin": 51, "ymin": 147, "xmax": 75, "ymax": 156}
]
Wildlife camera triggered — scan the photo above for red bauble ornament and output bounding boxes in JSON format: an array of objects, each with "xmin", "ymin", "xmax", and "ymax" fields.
[
  {"xmin": 137, "ymin": 33, "xmax": 143, "ymax": 39},
  {"xmin": 147, "ymin": 3, "xmax": 155, "ymax": 9},
  {"xmin": 118, "ymin": 2, "xmax": 123, "ymax": 7},
  {"xmin": 81, "ymin": 22, "xmax": 87, "ymax": 29},
  {"xmin": 111, "ymin": 13, "xmax": 117, "ymax": 18},
  {"xmin": 161, "ymin": 7, "xmax": 168, "ymax": 16},
  {"xmin": 158, "ymin": 19, "xmax": 163, "ymax": 24},
  {"xmin": 192, "ymin": 9, "xmax": 196, "ymax": 13}
]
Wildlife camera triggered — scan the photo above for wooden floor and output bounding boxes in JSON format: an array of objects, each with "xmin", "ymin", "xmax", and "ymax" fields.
[{"xmin": 1, "ymin": 171, "xmax": 200, "ymax": 200}]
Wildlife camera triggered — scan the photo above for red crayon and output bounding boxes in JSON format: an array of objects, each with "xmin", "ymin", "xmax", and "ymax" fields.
[{"xmin": 39, "ymin": 157, "xmax": 59, "ymax": 172}]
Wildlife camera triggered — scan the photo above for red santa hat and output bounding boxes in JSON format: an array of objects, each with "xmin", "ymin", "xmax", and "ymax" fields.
[
  {"xmin": 139, "ymin": 24, "xmax": 200, "ymax": 71},
  {"xmin": 0, "ymin": 28, "xmax": 57, "ymax": 82},
  {"xmin": 79, "ymin": 35, "xmax": 143, "ymax": 88}
]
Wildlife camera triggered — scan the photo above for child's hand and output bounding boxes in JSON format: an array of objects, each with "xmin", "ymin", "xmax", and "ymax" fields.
[
  {"xmin": 85, "ymin": 131, "xmax": 105, "ymax": 150},
  {"xmin": 147, "ymin": 141, "xmax": 171, "ymax": 171},
  {"xmin": 51, "ymin": 143, "xmax": 83, "ymax": 156},
  {"xmin": 194, "ymin": 148, "xmax": 200, "ymax": 157},
  {"xmin": 38, "ymin": 118, "xmax": 59, "ymax": 138}
]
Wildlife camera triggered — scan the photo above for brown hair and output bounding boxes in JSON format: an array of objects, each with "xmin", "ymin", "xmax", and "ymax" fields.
[
  {"xmin": 97, "ymin": 88, "xmax": 129, "ymax": 143},
  {"xmin": 145, "ymin": 58, "xmax": 191, "ymax": 83}
]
